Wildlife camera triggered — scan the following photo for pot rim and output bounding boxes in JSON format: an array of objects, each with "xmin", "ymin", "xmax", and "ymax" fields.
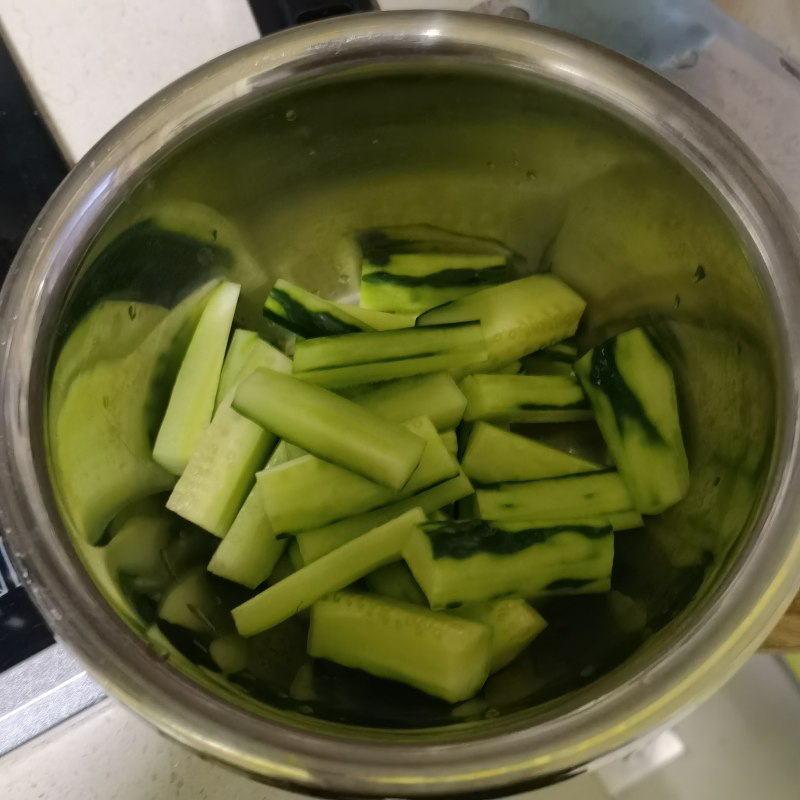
[{"xmin": 2, "ymin": 11, "xmax": 800, "ymax": 797}]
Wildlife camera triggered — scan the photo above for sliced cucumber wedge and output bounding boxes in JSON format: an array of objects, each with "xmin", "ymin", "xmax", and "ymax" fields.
[
  {"xmin": 461, "ymin": 373, "xmax": 591, "ymax": 423},
  {"xmin": 441, "ymin": 430, "xmax": 458, "ymax": 456},
  {"xmin": 575, "ymin": 328, "xmax": 689, "ymax": 514},
  {"xmin": 232, "ymin": 508, "xmax": 425, "ymax": 636},
  {"xmin": 475, "ymin": 471, "xmax": 637, "ymax": 524},
  {"xmin": 308, "ymin": 591, "xmax": 492, "ymax": 703},
  {"xmin": 292, "ymin": 323, "xmax": 488, "ymax": 388},
  {"xmin": 257, "ymin": 416, "xmax": 456, "ymax": 534},
  {"xmin": 216, "ymin": 329, "xmax": 258, "ymax": 408},
  {"xmin": 345, "ymin": 372, "xmax": 467, "ymax": 431},
  {"xmin": 158, "ymin": 566, "xmax": 231, "ymax": 635},
  {"xmin": 52, "ymin": 282, "xmax": 217, "ymax": 543},
  {"xmin": 403, "ymin": 519, "xmax": 614, "ymax": 607},
  {"xmin": 209, "ymin": 633, "xmax": 249, "ymax": 674},
  {"xmin": 417, "ymin": 274, "xmax": 586, "ymax": 370},
  {"xmin": 207, "ymin": 486, "xmax": 286, "ymax": 588},
  {"xmin": 341, "ymin": 305, "xmax": 417, "ymax": 331},
  {"xmin": 293, "ymin": 470, "xmax": 473, "ymax": 564},
  {"xmin": 166, "ymin": 405, "xmax": 275, "ymax": 537},
  {"xmin": 451, "ymin": 598, "xmax": 547, "ymax": 673},
  {"xmin": 264, "ymin": 278, "xmax": 374, "ymax": 338},
  {"xmin": 153, "ymin": 281, "xmax": 240, "ymax": 475},
  {"xmin": 358, "ymin": 225, "xmax": 514, "ymax": 314},
  {"xmin": 461, "ymin": 422, "xmax": 602, "ymax": 483},
  {"xmin": 233, "ymin": 369, "xmax": 425, "ymax": 490},
  {"xmin": 365, "ymin": 562, "xmax": 427, "ymax": 605}
]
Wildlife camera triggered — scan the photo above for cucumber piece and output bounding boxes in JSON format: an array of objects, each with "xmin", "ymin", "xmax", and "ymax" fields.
[
  {"xmin": 166, "ymin": 406, "xmax": 275, "ymax": 537},
  {"xmin": 268, "ymin": 551, "xmax": 297, "ymax": 584},
  {"xmin": 475, "ymin": 471, "xmax": 637, "ymax": 524},
  {"xmin": 233, "ymin": 369, "xmax": 425, "ymax": 490},
  {"xmin": 50, "ymin": 300, "xmax": 168, "ymax": 427},
  {"xmin": 257, "ymin": 416, "xmax": 456, "ymax": 533},
  {"xmin": 461, "ymin": 374, "xmax": 591, "ymax": 423},
  {"xmin": 417, "ymin": 274, "xmax": 586, "ymax": 370},
  {"xmin": 232, "ymin": 508, "xmax": 425, "ymax": 636},
  {"xmin": 492, "ymin": 360, "xmax": 523, "ymax": 376},
  {"xmin": 264, "ymin": 279, "xmax": 374, "ymax": 337},
  {"xmin": 216, "ymin": 329, "xmax": 258, "ymax": 408},
  {"xmin": 451, "ymin": 598, "xmax": 547, "ymax": 673},
  {"xmin": 52, "ymin": 282, "xmax": 217, "ymax": 543},
  {"xmin": 308, "ymin": 590, "xmax": 492, "ymax": 703},
  {"xmin": 158, "ymin": 566, "xmax": 231, "ymax": 635},
  {"xmin": 286, "ymin": 541, "xmax": 305, "ymax": 571},
  {"xmin": 265, "ymin": 440, "xmax": 306, "ymax": 468},
  {"xmin": 206, "ymin": 485, "xmax": 286, "ymax": 588},
  {"xmin": 292, "ymin": 323, "xmax": 488, "ymax": 389},
  {"xmin": 153, "ymin": 281, "xmax": 240, "ymax": 475},
  {"xmin": 441, "ymin": 430, "xmax": 458, "ymax": 456},
  {"xmin": 209, "ymin": 633, "xmax": 249, "ymax": 674},
  {"xmin": 365, "ymin": 562, "xmax": 427, "ymax": 605},
  {"xmin": 161, "ymin": 527, "xmax": 218, "ymax": 578},
  {"xmin": 575, "ymin": 328, "xmax": 689, "ymax": 514},
  {"xmin": 293, "ymin": 470, "xmax": 473, "ymax": 564},
  {"xmin": 461, "ymin": 422, "xmax": 602, "ymax": 483},
  {"xmin": 232, "ymin": 338, "xmax": 292, "ymax": 391},
  {"xmin": 345, "ymin": 372, "xmax": 467, "ymax": 431},
  {"xmin": 403, "ymin": 519, "xmax": 614, "ymax": 607},
  {"xmin": 341, "ymin": 305, "xmax": 417, "ymax": 331},
  {"xmin": 103, "ymin": 511, "xmax": 174, "ymax": 595},
  {"xmin": 358, "ymin": 225, "xmax": 513, "ymax": 314}
]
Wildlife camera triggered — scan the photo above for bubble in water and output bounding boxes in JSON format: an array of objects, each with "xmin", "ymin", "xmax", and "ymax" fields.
[
  {"xmin": 309, "ymin": 149, "xmax": 317, "ymax": 157},
  {"xmin": 285, "ymin": 109, "xmax": 297, "ymax": 122},
  {"xmin": 526, "ymin": 170, "xmax": 537, "ymax": 180},
  {"xmin": 371, "ymin": 138, "xmax": 379, "ymax": 145}
]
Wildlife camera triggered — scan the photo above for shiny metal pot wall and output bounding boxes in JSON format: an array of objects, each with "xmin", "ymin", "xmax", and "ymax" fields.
[{"xmin": 2, "ymin": 11, "xmax": 800, "ymax": 798}]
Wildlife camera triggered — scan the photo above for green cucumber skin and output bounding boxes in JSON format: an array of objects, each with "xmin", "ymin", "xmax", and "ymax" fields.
[
  {"xmin": 264, "ymin": 281, "xmax": 369, "ymax": 339},
  {"xmin": 308, "ymin": 591, "xmax": 492, "ymax": 703},
  {"xmin": 575, "ymin": 328, "xmax": 689, "ymax": 514},
  {"xmin": 232, "ymin": 508, "xmax": 425, "ymax": 636},
  {"xmin": 232, "ymin": 369, "xmax": 425, "ymax": 491},
  {"xmin": 403, "ymin": 519, "xmax": 613, "ymax": 607},
  {"xmin": 357, "ymin": 225, "xmax": 512, "ymax": 263}
]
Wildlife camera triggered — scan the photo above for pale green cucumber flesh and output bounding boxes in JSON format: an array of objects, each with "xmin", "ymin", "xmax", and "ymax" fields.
[
  {"xmin": 417, "ymin": 274, "xmax": 586, "ymax": 369},
  {"xmin": 403, "ymin": 519, "xmax": 614, "ymax": 607},
  {"xmin": 452, "ymin": 598, "xmax": 547, "ymax": 673},
  {"xmin": 575, "ymin": 328, "xmax": 689, "ymax": 514},
  {"xmin": 232, "ymin": 508, "xmax": 425, "ymax": 636},
  {"xmin": 154, "ymin": 281, "xmax": 240, "ymax": 475},
  {"xmin": 291, "ymin": 323, "xmax": 488, "ymax": 388},
  {"xmin": 158, "ymin": 566, "xmax": 231, "ymax": 635},
  {"xmin": 475, "ymin": 471, "xmax": 636, "ymax": 522},
  {"xmin": 207, "ymin": 487, "xmax": 287, "ymax": 589},
  {"xmin": 209, "ymin": 633, "xmax": 250, "ymax": 674},
  {"xmin": 167, "ymin": 406, "xmax": 275, "ymax": 537},
  {"xmin": 216, "ymin": 329, "xmax": 258, "ymax": 408},
  {"xmin": 308, "ymin": 591, "xmax": 492, "ymax": 703},
  {"xmin": 233, "ymin": 369, "xmax": 425, "ymax": 490},
  {"xmin": 257, "ymin": 416, "xmax": 456, "ymax": 534},
  {"xmin": 365, "ymin": 562, "xmax": 427, "ymax": 605},
  {"xmin": 51, "ymin": 282, "xmax": 217, "ymax": 543},
  {"xmin": 293, "ymin": 470, "xmax": 473, "ymax": 564},
  {"xmin": 461, "ymin": 422, "xmax": 602, "ymax": 483},
  {"xmin": 344, "ymin": 372, "xmax": 467, "ymax": 431}
]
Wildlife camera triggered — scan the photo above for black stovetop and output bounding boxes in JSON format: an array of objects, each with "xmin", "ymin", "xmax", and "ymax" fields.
[{"xmin": 0, "ymin": 32, "xmax": 68, "ymax": 673}]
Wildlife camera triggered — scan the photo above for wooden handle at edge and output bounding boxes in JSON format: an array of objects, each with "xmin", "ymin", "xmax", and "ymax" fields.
[{"xmin": 762, "ymin": 593, "xmax": 800, "ymax": 652}]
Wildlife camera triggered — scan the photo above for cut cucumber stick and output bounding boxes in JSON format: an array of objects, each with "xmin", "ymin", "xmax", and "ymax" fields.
[
  {"xmin": 403, "ymin": 519, "xmax": 614, "ymax": 607},
  {"xmin": 216, "ymin": 329, "xmax": 258, "ymax": 407},
  {"xmin": 575, "ymin": 328, "xmax": 689, "ymax": 514},
  {"xmin": 207, "ymin": 486, "xmax": 286, "ymax": 589},
  {"xmin": 292, "ymin": 323, "xmax": 488, "ymax": 388},
  {"xmin": 461, "ymin": 373, "xmax": 591, "ymax": 423},
  {"xmin": 232, "ymin": 507, "xmax": 425, "ymax": 636},
  {"xmin": 233, "ymin": 369, "xmax": 425, "ymax": 490},
  {"xmin": 345, "ymin": 372, "xmax": 467, "ymax": 431},
  {"xmin": 257, "ymin": 416, "xmax": 456, "ymax": 534},
  {"xmin": 309, "ymin": 591, "xmax": 492, "ymax": 703},
  {"xmin": 153, "ymin": 281, "xmax": 240, "ymax": 475},
  {"xmin": 417, "ymin": 274, "xmax": 586, "ymax": 370},
  {"xmin": 461, "ymin": 422, "xmax": 602, "ymax": 484}
]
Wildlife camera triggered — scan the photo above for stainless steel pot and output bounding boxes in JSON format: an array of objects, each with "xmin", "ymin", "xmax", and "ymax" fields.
[{"xmin": 2, "ymin": 10, "xmax": 800, "ymax": 798}]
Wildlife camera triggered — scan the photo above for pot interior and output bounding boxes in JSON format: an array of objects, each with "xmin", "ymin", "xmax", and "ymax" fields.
[{"xmin": 47, "ymin": 64, "xmax": 778, "ymax": 732}]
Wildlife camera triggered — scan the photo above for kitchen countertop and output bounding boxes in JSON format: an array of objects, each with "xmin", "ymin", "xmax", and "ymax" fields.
[{"xmin": 2, "ymin": 1, "xmax": 800, "ymax": 798}]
